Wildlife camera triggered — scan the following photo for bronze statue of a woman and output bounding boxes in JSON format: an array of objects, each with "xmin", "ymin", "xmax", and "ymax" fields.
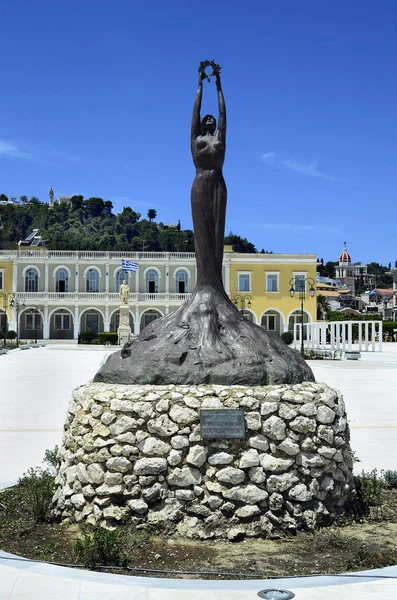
[
  {"xmin": 94, "ymin": 63, "xmax": 314, "ymax": 386},
  {"xmin": 191, "ymin": 70, "xmax": 226, "ymax": 291}
]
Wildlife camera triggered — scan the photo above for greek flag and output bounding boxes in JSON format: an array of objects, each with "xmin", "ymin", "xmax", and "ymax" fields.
[{"xmin": 122, "ymin": 259, "xmax": 138, "ymax": 272}]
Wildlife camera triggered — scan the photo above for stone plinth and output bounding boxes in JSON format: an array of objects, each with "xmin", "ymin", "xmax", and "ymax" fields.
[
  {"xmin": 53, "ymin": 382, "xmax": 354, "ymax": 540},
  {"xmin": 117, "ymin": 305, "xmax": 131, "ymax": 345}
]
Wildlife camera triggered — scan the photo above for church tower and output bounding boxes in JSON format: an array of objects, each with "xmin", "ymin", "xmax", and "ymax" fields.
[{"xmin": 49, "ymin": 187, "xmax": 54, "ymax": 208}]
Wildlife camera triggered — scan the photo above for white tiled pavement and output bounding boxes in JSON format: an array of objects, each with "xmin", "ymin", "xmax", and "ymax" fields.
[{"xmin": 1, "ymin": 343, "xmax": 397, "ymax": 598}]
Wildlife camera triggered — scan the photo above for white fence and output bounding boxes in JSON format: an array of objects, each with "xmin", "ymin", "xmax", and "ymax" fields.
[{"xmin": 293, "ymin": 320, "xmax": 383, "ymax": 353}]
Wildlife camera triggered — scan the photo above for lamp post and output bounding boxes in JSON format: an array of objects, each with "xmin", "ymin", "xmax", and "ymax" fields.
[
  {"xmin": 233, "ymin": 294, "xmax": 252, "ymax": 316},
  {"xmin": 289, "ymin": 277, "xmax": 315, "ymax": 357}
]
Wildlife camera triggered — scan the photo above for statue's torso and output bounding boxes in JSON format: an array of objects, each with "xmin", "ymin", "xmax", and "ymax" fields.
[{"xmin": 192, "ymin": 133, "xmax": 225, "ymax": 171}]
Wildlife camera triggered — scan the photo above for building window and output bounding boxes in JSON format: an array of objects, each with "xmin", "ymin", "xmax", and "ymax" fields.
[
  {"xmin": 26, "ymin": 313, "xmax": 42, "ymax": 330},
  {"xmin": 25, "ymin": 268, "xmax": 39, "ymax": 293},
  {"xmin": 294, "ymin": 274, "xmax": 306, "ymax": 292},
  {"xmin": 85, "ymin": 313, "xmax": 99, "ymax": 333},
  {"xmin": 56, "ymin": 269, "xmax": 69, "ymax": 293},
  {"xmin": 0, "ymin": 269, "xmax": 3, "ymax": 290},
  {"xmin": 143, "ymin": 311, "xmax": 160, "ymax": 328},
  {"xmin": 86, "ymin": 269, "xmax": 99, "ymax": 293},
  {"xmin": 175, "ymin": 269, "xmax": 188, "ymax": 294},
  {"xmin": 266, "ymin": 273, "xmax": 279, "ymax": 292},
  {"xmin": 238, "ymin": 273, "xmax": 250, "ymax": 292},
  {"xmin": 262, "ymin": 315, "xmax": 276, "ymax": 330},
  {"xmin": 54, "ymin": 314, "xmax": 71, "ymax": 330},
  {"xmin": 116, "ymin": 270, "xmax": 129, "ymax": 292},
  {"xmin": 146, "ymin": 269, "xmax": 158, "ymax": 294}
]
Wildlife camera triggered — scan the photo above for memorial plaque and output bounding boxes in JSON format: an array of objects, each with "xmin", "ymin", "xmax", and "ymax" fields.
[{"xmin": 200, "ymin": 409, "xmax": 246, "ymax": 439}]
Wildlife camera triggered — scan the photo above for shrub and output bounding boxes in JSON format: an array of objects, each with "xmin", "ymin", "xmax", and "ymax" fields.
[
  {"xmin": 98, "ymin": 332, "xmax": 119, "ymax": 345},
  {"xmin": 18, "ymin": 467, "xmax": 55, "ymax": 523},
  {"xmin": 382, "ymin": 470, "xmax": 397, "ymax": 489},
  {"xmin": 43, "ymin": 446, "xmax": 60, "ymax": 473},
  {"xmin": 349, "ymin": 469, "xmax": 386, "ymax": 518},
  {"xmin": 6, "ymin": 330, "xmax": 17, "ymax": 340},
  {"xmin": 280, "ymin": 331, "xmax": 294, "ymax": 345},
  {"xmin": 79, "ymin": 331, "xmax": 98, "ymax": 344},
  {"xmin": 74, "ymin": 526, "xmax": 128, "ymax": 569}
]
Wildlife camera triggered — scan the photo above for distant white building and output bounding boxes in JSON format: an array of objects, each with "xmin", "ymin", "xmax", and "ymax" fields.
[{"xmin": 48, "ymin": 187, "xmax": 73, "ymax": 208}]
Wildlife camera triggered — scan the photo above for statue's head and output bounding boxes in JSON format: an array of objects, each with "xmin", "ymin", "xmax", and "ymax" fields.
[
  {"xmin": 201, "ymin": 114, "xmax": 216, "ymax": 135},
  {"xmin": 123, "ymin": 280, "xmax": 126, "ymax": 285}
]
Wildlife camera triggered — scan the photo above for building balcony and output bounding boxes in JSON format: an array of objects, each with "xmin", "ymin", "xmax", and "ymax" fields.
[
  {"xmin": 1, "ymin": 249, "xmax": 197, "ymax": 261},
  {"xmin": 15, "ymin": 291, "xmax": 192, "ymax": 304}
]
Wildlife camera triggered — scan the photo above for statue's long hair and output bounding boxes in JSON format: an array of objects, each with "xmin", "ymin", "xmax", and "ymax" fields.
[{"xmin": 201, "ymin": 114, "xmax": 216, "ymax": 135}]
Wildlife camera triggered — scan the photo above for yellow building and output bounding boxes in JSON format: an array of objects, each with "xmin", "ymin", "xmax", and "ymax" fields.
[
  {"xmin": 227, "ymin": 248, "xmax": 317, "ymax": 336},
  {"xmin": 0, "ymin": 250, "xmax": 15, "ymax": 339}
]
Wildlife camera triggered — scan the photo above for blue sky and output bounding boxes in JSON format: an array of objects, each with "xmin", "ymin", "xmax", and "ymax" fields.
[{"xmin": 1, "ymin": 0, "xmax": 396, "ymax": 265}]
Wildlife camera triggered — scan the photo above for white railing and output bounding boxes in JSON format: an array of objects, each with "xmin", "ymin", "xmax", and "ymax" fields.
[
  {"xmin": 14, "ymin": 291, "xmax": 192, "ymax": 304},
  {"xmin": 11, "ymin": 249, "xmax": 197, "ymax": 261}
]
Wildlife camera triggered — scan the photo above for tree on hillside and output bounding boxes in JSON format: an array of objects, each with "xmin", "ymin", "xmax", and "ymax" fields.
[
  {"xmin": 317, "ymin": 261, "xmax": 338, "ymax": 278},
  {"xmin": 85, "ymin": 197, "xmax": 105, "ymax": 218},
  {"xmin": 20, "ymin": 195, "xmax": 28, "ymax": 204},
  {"xmin": 147, "ymin": 208, "xmax": 157, "ymax": 221},
  {"xmin": 70, "ymin": 195, "xmax": 84, "ymax": 211},
  {"xmin": 30, "ymin": 196, "xmax": 40, "ymax": 204},
  {"xmin": 224, "ymin": 232, "xmax": 257, "ymax": 253},
  {"xmin": 0, "ymin": 194, "xmax": 8, "ymax": 203}
]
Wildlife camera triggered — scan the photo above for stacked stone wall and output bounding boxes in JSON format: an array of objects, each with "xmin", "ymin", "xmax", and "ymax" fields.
[{"xmin": 53, "ymin": 382, "xmax": 354, "ymax": 540}]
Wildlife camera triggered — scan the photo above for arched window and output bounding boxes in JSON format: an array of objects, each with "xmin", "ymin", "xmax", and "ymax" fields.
[
  {"xmin": 56, "ymin": 268, "xmax": 69, "ymax": 293},
  {"xmin": 146, "ymin": 269, "xmax": 158, "ymax": 294},
  {"xmin": 86, "ymin": 269, "xmax": 99, "ymax": 293},
  {"xmin": 25, "ymin": 268, "xmax": 38, "ymax": 293},
  {"xmin": 116, "ymin": 270, "xmax": 129, "ymax": 292},
  {"xmin": 175, "ymin": 269, "xmax": 188, "ymax": 294}
]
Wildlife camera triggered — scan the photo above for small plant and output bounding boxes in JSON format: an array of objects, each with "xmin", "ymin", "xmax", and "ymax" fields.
[
  {"xmin": 18, "ymin": 467, "xmax": 55, "ymax": 523},
  {"xmin": 74, "ymin": 526, "xmax": 128, "ymax": 569},
  {"xmin": 280, "ymin": 331, "xmax": 294, "ymax": 345},
  {"xmin": 6, "ymin": 330, "xmax": 17, "ymax": 341},
  {"xmin": 382, "ymin": 470, "xmax": 397, "ymax": 489},
  {"xmin": 349, "ymin": 469, "xmax": 386, "ymax": 519},
  {"xmin": 43, "ymin": 446, "xmax": 60, "ymax": 474}
]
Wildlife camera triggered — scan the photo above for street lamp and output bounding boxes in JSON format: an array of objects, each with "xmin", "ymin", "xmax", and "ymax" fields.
[
  {"xmin": 233, "ymin": 294, "xmax": 252, "ymax": 314},
  {"xmin": 289, "ymin": 277, "xmax": 315, "ymax": 357}
]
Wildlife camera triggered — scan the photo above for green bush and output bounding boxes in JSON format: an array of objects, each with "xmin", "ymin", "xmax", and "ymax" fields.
[
  {"xmin": 351, "ymin": 469, "xmax": 386, "ymax": 518},
  {"xmin": 280, "ymin": 331, "xmax": 294, "ymax": 345},
  {"xmin": 382, "ymin": 470, "xmax": 397, "ymax": 489},
  {"xmin": 43, "ymin": 446, "xmax": 60, "ymax": 472},
  {"xmin": 74, "ymin": 526, "xmax": 128, "ymax": 569},
  {"xmin": 98, "ymin": 332, "xmax": 119, "ymax": 345},
  {"xmin": 6, "ymin": 330, "xmax": 17, "ymax": 340},
  {"xmin": 18, "ymin": 467, "xmax": 55, "ymax": 523},
  {"xmin": 80, "ymin": 331, "xmax": 98, "ymax": 344}
]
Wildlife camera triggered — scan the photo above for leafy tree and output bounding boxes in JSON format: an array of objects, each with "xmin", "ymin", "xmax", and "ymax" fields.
[
  {"xmin": 147, "ymin": 208, "xmax": 157, "ymax": 221},
  {"xmin": 85, "ymin": 197, "xmax": 105, "ymax": 218},
  {"xmin": 30, "ymin": 196, "xmax": 40, "ymax": 204},
  {"xmin": 70, "ymin": 195, "xmax": 84, "ymax": 211},
  {"xmin": 20, "ymin": 195, "xmax": 28, "ymax": 204},
  {"xmin": 0, "ymin": 194, "xmax": 8, "ymax": 202},
  {"xmin": 317, "ymin": 294, "xmax": 331, "ymax": 320},
  {"xmin": 317, "ymin": 261, "xmax": 338, "ymax": 278},
  {"xmin": 224, "ymin": 232, "xmax": 257, "ymax": 253},
  {"xmin": 103, "ymin": 200, "xmax": 113, "ymax": 215}
]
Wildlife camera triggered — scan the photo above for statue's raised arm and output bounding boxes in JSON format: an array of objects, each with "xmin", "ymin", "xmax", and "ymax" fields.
[
  {"xmin": 216, "ymin": 72, "xmax": 226, "ymax": 145},
  {"xmin": 191, "ymin": 72, "xmax": 204, "ymax": 145}
]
